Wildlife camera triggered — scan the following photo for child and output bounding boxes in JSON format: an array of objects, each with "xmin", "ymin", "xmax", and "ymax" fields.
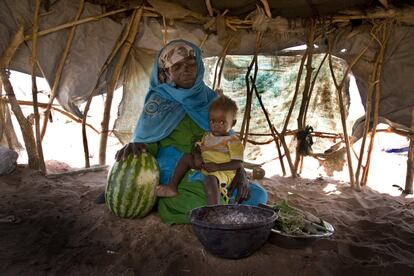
[{"xmin": 156, "ymin": 95, "xmax": 243, "ymax": 205}]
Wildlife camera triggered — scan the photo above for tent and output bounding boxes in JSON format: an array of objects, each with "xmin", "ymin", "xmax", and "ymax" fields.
[{"xmin": 0, "ymin": 0, "xmax": 413, "ymax": 191}]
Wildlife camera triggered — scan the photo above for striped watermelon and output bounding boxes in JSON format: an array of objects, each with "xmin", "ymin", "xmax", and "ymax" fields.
[{"xmin": 105, "ymin": 152, "xmax": 160, "ymax": 219}]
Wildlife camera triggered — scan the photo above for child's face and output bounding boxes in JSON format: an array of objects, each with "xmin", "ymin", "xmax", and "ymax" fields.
[{"xmin": 209, "ymin": 108, "xmax": 235, "ymax": 136}]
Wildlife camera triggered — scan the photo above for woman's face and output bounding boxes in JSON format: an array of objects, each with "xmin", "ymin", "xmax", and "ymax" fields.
[{"xmin": 166, "ymin": 56, "xmax": 197, "ymax": 89}]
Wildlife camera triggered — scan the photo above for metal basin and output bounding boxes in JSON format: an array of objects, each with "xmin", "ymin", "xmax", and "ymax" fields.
[{"xmin": 269, "ymin": 220, "xmax": 335, "ymax": 249}]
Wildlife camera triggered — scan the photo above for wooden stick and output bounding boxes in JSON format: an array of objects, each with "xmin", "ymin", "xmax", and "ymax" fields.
[
  {"xmin": 199, "ymin": 33, "xmax": 209, "ymax": 50},
  {"xmin": 404, "ymin": 106, "xmax": 414, "ymax": 194},
  {"xmin": 0, "ymin": 71, "xmax": 40, "ymax": 169},
  {"xmin": 99, "ymin": 8, "xmax": 143, "ymax": 165},
  {"xmin": 238, "ymin": 55, "xmax": 254, "ymax": 142},
  {"xmin": 331, "ymin": 10, "xmax": 398, "ymax": 22},
  {"xmin": 281, "ymin": 48, "xmax": 308, "ymax": 135},
  {"xmin": 260, "ymin": 0, "xmax": 273, "ymax": 18},
  {"xmin": 41, "ymin": 0, "xmax": 85, "ymax": 141},
  {"xmin": 11, "ymin": 99, "xmax": 100, "ymax": 134},
  {"xmin": 294, "ymin": 19, "xmax": 315, "ymax": 176},
  {"xmin": 240, "ymin": 32, "xmax": 263, "ymax": 146},
  {"xmin": 205, "ymin": 0, "xmax": 214, "ymax": 17},
  {"xmin": 46, "ymin": 165, "xmax": 109, "ymax": 178},
  {"xmin": 162, "ymin": 16, "xmax": 167, "ymax": 46},
  {"xmin": 279, "ymin": 47, "xmax": 309, "ymax": 177},
  {"xmin": 327, "ymin": 32, "xmax": 374, "ymax": 189},
  {"xmin": 24, "ymin": 6, "xmax": 143, "ymax": 41},
  {"xmin": 0, "ymin": 98, "xmax": 17, "ymax": 149},
  {"xmin": 0, "ymin": 26, "xmax": 24, "ymax": 68},
  {"xmin": 212, "ymin": 56, "xmax": 222, "ymax": 91},
  {"xmin": 304, "ymin": 52, "xmax": 328, "ymax": 124},
  {"xmin": 237, "ymin": 130, "xmax": 342, "ymax": 139},
  {"xmin": 215, "ymin": 37, "xmax": 234, "ymax": 90},
  {"xmin": 378, "ymin": 0, "xmax": 389, "ymax": 9},
  {"xmin": 31, "ymin": 0, "xmax": 46, "ymax": 174},
  {"xmin": 252, "ymin": 79, "xmax": 286, "ymax": 176},
  {"xmin": 0, "ymin": 28, "xmax": 25, "ymax": 152},
  {"xmin": 242, "ymin": 55, "xmax": 257, "ymax": 147},
  {"xmin": 82, "ymin": 8, "xmax": 139, "ymax": 168},
  {"xmin": 361, "ymin": 22, "xmax": 391, "ymax": 186},
  {"xmin": 354, "ymin": 24, "xmax": 385, "ymax": 188}
]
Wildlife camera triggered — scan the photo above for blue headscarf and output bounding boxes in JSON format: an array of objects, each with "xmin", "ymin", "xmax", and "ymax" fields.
[{"xmin": 132, "ymin": 40, "xmax": 217, "ymax": 143}]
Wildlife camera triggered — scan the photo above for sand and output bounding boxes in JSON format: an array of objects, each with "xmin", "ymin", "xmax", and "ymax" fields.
[
  {"xmin": 1, "ymin": 163, "xmax": 414, "ymax": 276},
  {"xmin": 1, "ymin": 88, "xmax": 413, "ymax": 275}
]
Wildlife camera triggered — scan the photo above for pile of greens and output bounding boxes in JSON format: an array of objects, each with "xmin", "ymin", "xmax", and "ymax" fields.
[{"xmin": 270, "ymin": 200, "xmax": 329, "ymax": 235}]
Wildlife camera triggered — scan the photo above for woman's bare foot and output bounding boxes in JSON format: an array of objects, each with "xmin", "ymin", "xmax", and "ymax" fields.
[{"xmin": 156, "ymin": 185, "xmax": 178, "ymax": 197}]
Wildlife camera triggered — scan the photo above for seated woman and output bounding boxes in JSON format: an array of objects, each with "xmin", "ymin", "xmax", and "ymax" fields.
[{"xmin": 114, "ymin": 40, "xmax": 267, "ymax": 224}]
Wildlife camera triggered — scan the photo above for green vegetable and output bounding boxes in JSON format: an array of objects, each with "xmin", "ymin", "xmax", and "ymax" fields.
[
  {"xmin": 271, "ymin": 200, "xmax": 330, "ymax": 235},
  {"xmin": 272, "ymin": 200, "xmax": 305, "ymax": 234}
]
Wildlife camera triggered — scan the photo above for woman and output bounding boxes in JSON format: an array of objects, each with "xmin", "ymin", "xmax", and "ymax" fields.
[{"xmin": 113, "ymin": 40, "xmax": 267, "ymax": 224}]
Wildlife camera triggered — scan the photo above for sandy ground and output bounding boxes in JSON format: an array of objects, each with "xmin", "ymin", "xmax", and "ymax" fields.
[
  {"xmin": 2, "ymin": 72, "xmax": 413, "ymax": 275},
  {"xmin": 1, "ymin": 163, "xmax": 414, "ymax": 276}
]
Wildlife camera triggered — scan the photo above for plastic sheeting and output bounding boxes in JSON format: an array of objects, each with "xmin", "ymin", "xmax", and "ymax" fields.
[
  {"xmin": 0, "ymin": 0, "xmax": 123, "ymax": 116},
  {"xmin": 0, "ymin": 0, "xmax": 413, "ymax": 137},
  {"xmin": 331, "ymin": 25, "xmax": 414, "ymax": 132},
  {"xmin": 113, "ymin": 47, "xmax": 156, "ymax": 144}
]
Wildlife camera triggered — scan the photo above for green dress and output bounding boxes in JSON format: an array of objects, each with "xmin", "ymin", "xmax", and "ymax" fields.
[{"xmin": 146, "ymin": 116, "xmax": 223, "ymax": 224}]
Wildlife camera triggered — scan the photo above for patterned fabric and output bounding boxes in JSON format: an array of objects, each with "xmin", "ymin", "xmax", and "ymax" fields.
[
  {"xmin": 158, "ymin": 42, "xmax": 195, "ymax": 69},
  {"xmin": 197, "ymin": 132, "xmax": 244, "ymax": 186}
]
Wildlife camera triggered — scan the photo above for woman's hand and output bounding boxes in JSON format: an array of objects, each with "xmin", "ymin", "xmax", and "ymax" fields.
[
  {"xmin": 115, "ymin": 142, "xmax": 147, "ymax": 161},
  {"xmin": 228, "ymin": 167, "xmax": 250, "ymax": 203}
]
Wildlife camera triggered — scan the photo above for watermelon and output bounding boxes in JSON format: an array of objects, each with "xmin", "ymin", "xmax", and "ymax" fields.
[{"xmin": 105, "ymin": 152, "xmax": 160, "ymax": 219}]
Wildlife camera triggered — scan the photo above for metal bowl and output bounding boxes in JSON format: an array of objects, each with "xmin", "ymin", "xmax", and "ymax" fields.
[
  {"xmin": 189, "ymin": 204, "xmax": 277, "ymax": 259},
  {"xmin": 269, "ymin": 220, "xmax": 335, "ymax": 249}
]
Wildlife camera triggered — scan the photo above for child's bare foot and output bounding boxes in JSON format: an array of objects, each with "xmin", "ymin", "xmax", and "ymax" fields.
[{"xmin": 156, "ymin": 185, "xmax": 178, "ymax": 197}]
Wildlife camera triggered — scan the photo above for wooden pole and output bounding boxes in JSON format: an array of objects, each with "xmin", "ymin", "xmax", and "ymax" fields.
[
  {"xmin": 216, "ymin": 37, "xmax": 234, "ymax": 90},
  {"xmin": 0, "ymin": 12, "xmax": 40, "ymax": 169},
  {"xmin": 0, "ymin": 26, "xmax": 24, "ymax": 68},
  {"xmin": 199, "ymin": 33, "xmax": 209, "ymax": 50},
  {"xmin": 9, "ymin": 99, "xmax": 100, "ymax": 134},
  {"xmin": 242, "ymin": 54, "xmax": 258, "ymax": 148},
  {"xmin": 404, "ymin": 107, "xmax": 414, "ymax": 194},
  {"xmin": 281, "ymin": 48, "xmax": 308, "ymax": 135},
  {"xmin": 361, "ymin": 21, "xmax": 392, "ymax": 186},
  {"xmin": 240, "ymin": 32, "xmax": 263, "ymax": 147},
  {"xmin": 252, "ymin": 79, "xmax": 286, "ymax": 176},
  {"xmin": 162, "ymin": 16, "xmax": 167, "ymax": 46},
  {"xmin": 327, "ymin": 34, "xmax": 374, "ymax": 190},
  {"xmin": 0, "ymin": 71, "xmax": 40, "ymax": 169},
  {"xmin": 82, "ymin": 8, "xmax": 140, "ymax": 167},
  {"xmin": 260, "ymin": 0, "xmax": 273, "ymax": 18},
  {"xmin": 279, "ymin": 47, "xmax": 309, "ymax": 177},
  {"xmin": 303, "ymin": 52, "xmax": 328, "ymax": 124},
  {"xmin": 354, "ymin": 24, "xmax": 384, "ymax": 188},
  {"xmin": 328, "ymin": 33, "xmax": 373, "ymax": 191},
  {"xmin": 205, "ymin": 0, "xmax": 214, "ymax": 16},
  {"xmin": 294, "ymin": 19, "xmax": 315, "ymax": 176},
  {"xmin": 24, "ymin": 6, "xmax": 143, "ymax": 41},
  {"xmin": 99, "ymin": 8, "xmax": 143, "ymax": 165},
  {"xmin": 239, "ymin": 55, "xmax": 255, "ymax": 142},
  {"xmin": 41, "ymin": 0, "xmax": 85, "ymax": 141},
  {"xmin": 31, "ymin": 0, "xmax": 46, "ymax": 174},
  {"xmin": 328, "ymin": 54, "xmax": 356, "ymax": 189}
]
